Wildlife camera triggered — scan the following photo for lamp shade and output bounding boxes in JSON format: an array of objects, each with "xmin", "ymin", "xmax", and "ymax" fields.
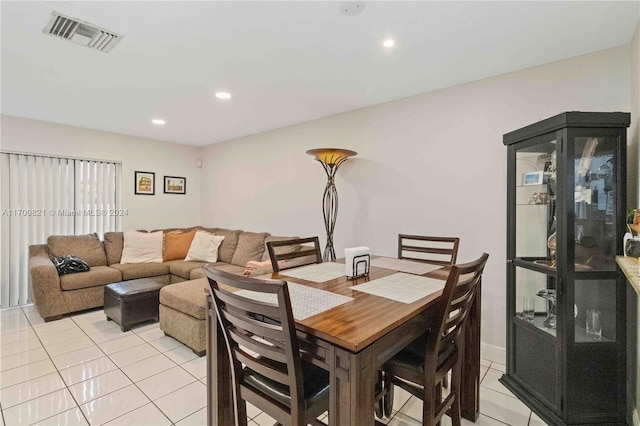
[{"xmin": 306, "ymin": 148, "xmax": 357, "ymax": 166}]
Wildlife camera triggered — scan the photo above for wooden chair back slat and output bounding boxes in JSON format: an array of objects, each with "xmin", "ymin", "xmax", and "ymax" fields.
[
  {"xmin": 267, "ymin": 236, "xmax": 322, "ymax": 273},
  {"xmin": 398, "ymin": 234, "xmax": 460, "ymax": 266},
  {"xmin": 215, "ymin": 290, "xmax": 281, "ymax": 319},
  {"xmin": 235, "ymin": 350, "xmax": 290, "ymax": 386},
  {"xmin": 433, "ymin": 253, "xmax": 489, "ymax": 362}
]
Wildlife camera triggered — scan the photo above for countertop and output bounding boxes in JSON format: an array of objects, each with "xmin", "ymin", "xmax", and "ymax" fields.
[{"xmin": 616, "ymin": 255, "xmax": 640, "ymax": 295}]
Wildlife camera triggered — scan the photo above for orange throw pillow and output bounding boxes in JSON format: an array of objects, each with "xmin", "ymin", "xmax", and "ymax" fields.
[{"xmin": 163, "ymin": 229, "xmax": 197, "ymax": 262}]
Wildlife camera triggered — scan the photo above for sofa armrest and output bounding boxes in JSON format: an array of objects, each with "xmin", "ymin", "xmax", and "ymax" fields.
[{"xmin": 29, "ymin": 244, "xmax": 68, "ymax": 320}]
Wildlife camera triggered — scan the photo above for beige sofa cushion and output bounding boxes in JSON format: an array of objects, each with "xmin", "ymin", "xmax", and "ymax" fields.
[
  {"xmin": 189, "ymin": 268, "xmax": 205, "ymax": 280},
  {"xmin": 109, "ymin": 263, "xmax": 169, "ymax": 280},
  {"xmin": 160, "ymin": 278, "xmax": 208, "ymax": 320},
  {"xmin": 195, "ymin": 263, "xmax": 246, "ymax": 279},
  {"xmin": 213, "ymin": 229, "xmax": 242, "ymax": 263},
  {"xmin": 104, "ymin": 232, "xmax": 124, "ymax": 265},
  {"xmin": 260, "ymin": 236, "xmax": 301, "ymax": 262},
  {"xmin": 48, "ymin": 233, "xmax": 107, "ymax": 267},
  {"xmin": 164, "ymin": 260, "xmax": 208, "ymax": 280},
  {"xmin": 59, "ymin": 266, "xmax": 121, "ymax": 291},
  {"xmin": 231, "ymin": 232, "xmax": 270, "ymax": 266}
]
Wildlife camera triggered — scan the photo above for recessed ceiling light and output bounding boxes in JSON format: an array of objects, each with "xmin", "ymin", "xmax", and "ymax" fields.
[
  {"xmin": 215, "ymin": 92, "xmax": 231, "ymax": 100},
  {"xmin": 383, "ymin": 39, "xmax": 395, "ymax": 48},
  {"xmin": 151, "ymin": 118, "xmax": 165, "ymax": 125}
]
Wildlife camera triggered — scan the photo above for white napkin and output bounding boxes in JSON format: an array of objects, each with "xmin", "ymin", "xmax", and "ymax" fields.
[{"xmin": 345, "ymin": 246, "xmax": 370, "ymax": 278}]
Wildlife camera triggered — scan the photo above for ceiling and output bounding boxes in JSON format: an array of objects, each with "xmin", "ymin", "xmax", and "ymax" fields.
[{"xmin": 1, "ymin": 1, "xmax": 639, "ymax": 147}]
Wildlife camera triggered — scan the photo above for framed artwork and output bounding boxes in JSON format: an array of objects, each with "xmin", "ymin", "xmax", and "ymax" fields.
[
  {"xmin": 164, "ymin": 176, "xmax": 186, "ymax": 194},
  {"xmin": 135, "ymin": 171, "xmax": 155, "ymax": 195},
  {"xmin": 522, "ymin": 171, "xmax": 544, "ymax": 186}
]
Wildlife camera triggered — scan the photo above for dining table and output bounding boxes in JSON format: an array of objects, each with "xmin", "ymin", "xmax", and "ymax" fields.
[{"xmin": 206, "ymin": 257, "xmax": 482, "ymax": 425}]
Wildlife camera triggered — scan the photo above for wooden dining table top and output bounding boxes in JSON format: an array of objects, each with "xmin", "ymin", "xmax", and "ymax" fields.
[{"xmin": 269, "ymin": 260, "xmax": 451, "ymax": 353}]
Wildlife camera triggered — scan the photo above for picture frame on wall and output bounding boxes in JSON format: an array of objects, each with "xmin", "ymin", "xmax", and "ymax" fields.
[
  {"xmin": 135, "ymin": 171, "xmax": 155, "ymax": 195},
  {"xmin": 164, "ymin": 176, "xmax": 186, "ymax": 194}
]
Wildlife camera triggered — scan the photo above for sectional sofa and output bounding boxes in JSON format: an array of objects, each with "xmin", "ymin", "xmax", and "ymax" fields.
[{"xmin": 28, "ymin": 226, "xmax": 304, "ymax": 353}]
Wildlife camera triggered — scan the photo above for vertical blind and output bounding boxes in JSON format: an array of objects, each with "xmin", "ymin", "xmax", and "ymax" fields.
[{"xmin": 0, "ymin": 153, "xmax": 122, "ymax": 308}]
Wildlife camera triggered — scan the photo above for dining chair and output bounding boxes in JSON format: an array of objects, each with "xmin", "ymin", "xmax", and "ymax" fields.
[
  {"xmin": 398, "ymin": 234, "xmax": 460, "ymax": 266},
  {"xmin": 204, "ymin": 265, "xmax": 329, "ymax": 426},
  {"xmin": 376, "ymin": 252, "xmax": 489, "ymax": 425},
  {"xmin": 394, "ymin": 234, "xmax": 461, "ymax": 395},
  {"xmin": 267, "ymin": 236, "xmax": 322, "ymax": 273}
]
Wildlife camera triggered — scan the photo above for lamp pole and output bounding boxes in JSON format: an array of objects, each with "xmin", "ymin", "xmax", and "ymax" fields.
[{"xmin": 306, "ymin": 148, "xmax": 357, "ymax": 261}]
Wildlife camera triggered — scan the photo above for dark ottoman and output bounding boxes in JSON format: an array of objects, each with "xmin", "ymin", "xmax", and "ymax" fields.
[{"xmin": 104, "ymin": 278, "xmax": 165, "ymax": 331}]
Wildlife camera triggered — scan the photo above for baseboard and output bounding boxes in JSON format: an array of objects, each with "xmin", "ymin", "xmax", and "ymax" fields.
[{"xmin": 480, "ymin": 342, "xmax": 506, "ymax": 365}]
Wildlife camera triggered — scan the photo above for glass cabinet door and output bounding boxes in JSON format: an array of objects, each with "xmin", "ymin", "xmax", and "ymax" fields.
[
  {"xmin": 572, "ymin": 135, "xmax": 618, "ymax": 272},
  {"xmin": 511, "ymin": 134, "xmax": 561, "ymax": 411},
  {"xmin": 513, "ymin": 135, "xmax": 559, "ymax": 332},
  {"xmin": 515, "ymin": 136, "xmax": 557, "ymax": 264},
  {"xmin": 569, "ymin": 132, "xmax": 620, "ymax": 345}
]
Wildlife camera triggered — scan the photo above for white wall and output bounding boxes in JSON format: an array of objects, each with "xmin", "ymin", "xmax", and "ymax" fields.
[
  {"xmin": 0, "ymin": 116, "xmax": 202, "ymax": 232},
  {"xmin": 201, "ymin": 45, "xmax": 631, "ymax": 351}
]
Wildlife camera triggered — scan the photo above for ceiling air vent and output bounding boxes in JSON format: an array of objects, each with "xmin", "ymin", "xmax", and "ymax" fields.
[{"xmin": 43, "ymin": 11, "xmax": 123, "ymax": 53}]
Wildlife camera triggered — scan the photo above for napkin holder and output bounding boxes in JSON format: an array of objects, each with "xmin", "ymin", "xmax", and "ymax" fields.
[{"xmin": 345, "ymin": 246, "xmax": 370, "ymax": 279}]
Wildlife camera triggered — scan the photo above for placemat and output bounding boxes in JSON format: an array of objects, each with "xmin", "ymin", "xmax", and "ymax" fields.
[
  {"xmin": 371, "ymin": 257, "xmax": 443, "ymax": 275},
  {"xmin": 281, "ymin": 262, "xmax": 346, "ymax": 283},
  {"xmin": 351, "ymin": 272, "xmax": 445, "ymax": 304},
  {"xmin": 236, "ymin": 282, "xmax": 353, "ymax": 320}
]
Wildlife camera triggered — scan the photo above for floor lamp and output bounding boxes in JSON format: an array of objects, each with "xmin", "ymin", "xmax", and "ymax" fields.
[{"xmin": 306, "ymin": 148, "xmax": 357, "ymax": 261}]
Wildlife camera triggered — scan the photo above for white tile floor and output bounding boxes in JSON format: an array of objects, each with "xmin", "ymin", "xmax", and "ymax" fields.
[{"xmin": 0, "ymin": 305, "xmax": 548, "ymax": 425}]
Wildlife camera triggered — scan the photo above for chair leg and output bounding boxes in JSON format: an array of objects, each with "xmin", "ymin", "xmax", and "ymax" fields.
[
  {"xmin": 383, "ymin": 380, "xmax": 394, "ymax": 418},
  {"xmin": 450, "ymin": 363, "xmax": 463, "ymax": 426},
  {"xmin": 374, "ymin": 371, "xmax": 384, "ymax": 419},
  {"xmin": 435, "ymin": 381, "xmax": 443, "ymax": 426},
  {"xmin": 236, "ymin": 399, "xmax": 248, "ymax": 426},
  {"xmin": 423, "ymin": 378, "xmax": 436, "ymax": 426}
]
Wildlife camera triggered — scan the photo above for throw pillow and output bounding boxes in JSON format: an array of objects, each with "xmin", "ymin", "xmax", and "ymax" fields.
[
  {"xmin": 52, "ymin": 255, "xmax": 90, "ymax": 275},
  {"xmin": 185, "ymin": 231, "xmax": 225, "ymax": 263},
  {"xmin": 163, "ymin": 229, "xmax": 197, "ymax": 262},
  {"xmin": 120, "ymin": 231, "xmax": 163, "ymax": 264}
]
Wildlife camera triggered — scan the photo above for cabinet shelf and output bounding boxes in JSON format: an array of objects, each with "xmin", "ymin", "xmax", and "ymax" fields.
[
  {"xmin": 513, "ymin": 314, "xmax": 556, "ymax": 338},
  {"xmin": 514, "ymin": 257, "xmax": 598, "ymax": 273}
]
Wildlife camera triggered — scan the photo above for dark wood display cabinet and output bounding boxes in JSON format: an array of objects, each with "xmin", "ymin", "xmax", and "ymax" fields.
[{"xmin": 500, "ymin": 112, "xmax": 630, "ymax": 425}]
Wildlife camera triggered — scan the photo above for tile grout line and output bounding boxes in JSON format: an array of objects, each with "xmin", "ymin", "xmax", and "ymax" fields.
[
  {"xmin": 5, "ymin": 306, "xmax": 526, "ymax": 426},
  {"xmin": 11, "ymin": 306, "xmax": 93, "ymax": 426},
  {"xmin": 68, "ymin": 311, "xmax": 178, "ymax": 425},
  {"xmin": 32, "ymin": 307, "xmax": 98, "ymax": 425},
  {"xmin": 69, "ymin": 311, "xmax": 206, "ymax": 425},
  {"xmin": 6, "ymin": 308, "xmax": 162, "ymax": 425}
]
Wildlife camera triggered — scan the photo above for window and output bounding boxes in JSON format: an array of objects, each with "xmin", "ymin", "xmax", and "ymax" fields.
[{"xmin": 0, "ymin": 153, "xmax": 122, "ymax": 307}]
